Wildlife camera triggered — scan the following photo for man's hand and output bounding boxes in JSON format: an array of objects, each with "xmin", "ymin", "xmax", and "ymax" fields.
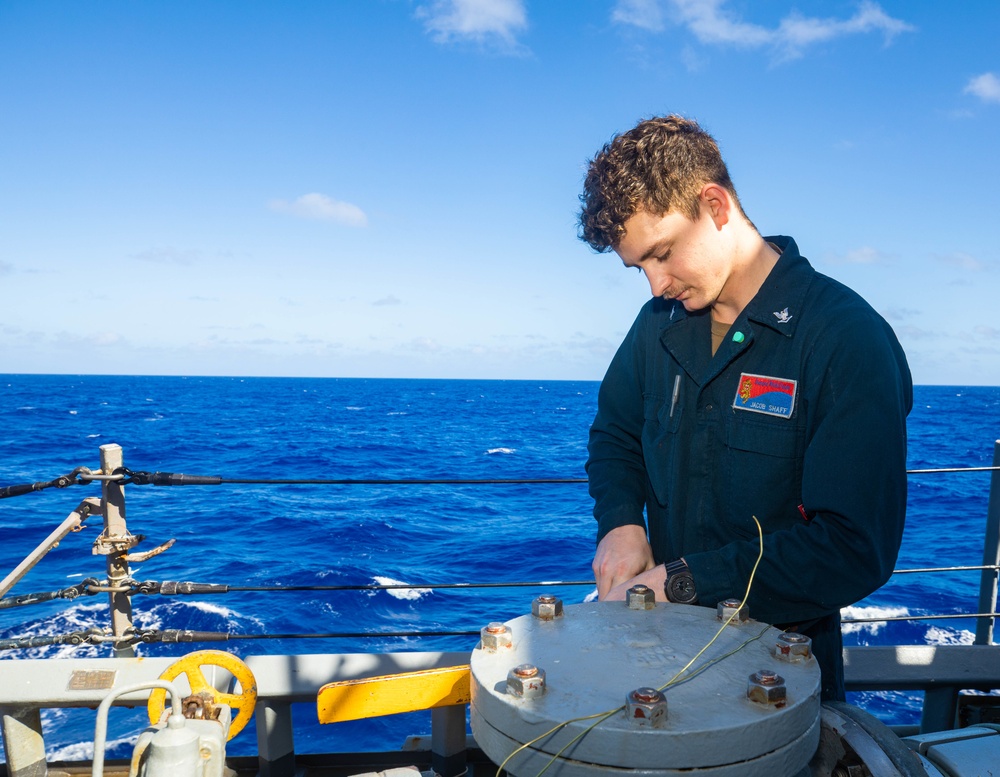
[
  {"xmin": 592, "ymin": 524, "xmax": 655, "ymax": 600},
  {"xmin": 604, "ymin": 564, "xmax": 668, "ymax": 602}
]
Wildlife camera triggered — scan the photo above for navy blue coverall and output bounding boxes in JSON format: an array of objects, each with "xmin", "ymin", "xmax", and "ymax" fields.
[{"xmin": 587, "ymin": 236, "xmax": 913, "ymax": 700}]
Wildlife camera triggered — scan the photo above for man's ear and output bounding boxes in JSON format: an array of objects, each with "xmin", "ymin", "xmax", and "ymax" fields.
[{"xmin": 700, "ymin": 183, "xmax": 732, "ymax": 228}]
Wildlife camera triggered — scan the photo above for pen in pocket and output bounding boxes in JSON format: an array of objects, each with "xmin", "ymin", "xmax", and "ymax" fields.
[{"xmin": 669, "ymin": 374, "xmax": 681, "ymax": 418}]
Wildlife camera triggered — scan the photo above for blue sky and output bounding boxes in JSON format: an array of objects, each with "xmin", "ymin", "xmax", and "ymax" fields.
[{"xmin": 1, "ymin": 1, "xmax": 998, "ymax": 384}]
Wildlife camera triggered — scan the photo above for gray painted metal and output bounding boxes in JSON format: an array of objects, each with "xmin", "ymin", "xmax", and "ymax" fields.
[
  {"xmin": 0, "ymin": 652, "xmax": 469, "ymax": 775},
  {"xmin": 842, "ymin": 645, "xmax": 1000, "ymax": 689},
  {"xmin": 473, "ymin": 713, "xmax": 820, "ymax": 777},
  {"xmin": 906, "ymin": 726, "xmax": 1000, "ymax": 776},
  {"xmin": 98, "ymin": 444, "xmax": 134, "ymax": 659},
  {"xmin": 975, "ymin": 440, "xmax": 1000, "ymax": 645},
  {"xmin": 0, "ymin": 707, "xmax": 48, "ymax": 777},
  {"xmin": 843, "ymin": 643, "xmax": 1000, "ymax": 733},
  {"xmin": 469, "ymin": 601, "xmax": 821, "ymax": 776},
  {"xmin": 0, "ymin": 498, "xmax": 96, "ymax": 599}
]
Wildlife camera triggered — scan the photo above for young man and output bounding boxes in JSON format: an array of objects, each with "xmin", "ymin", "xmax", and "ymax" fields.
[{"xmin": 579, "ymin": 115, "xmax": 912, "ymax": 701}]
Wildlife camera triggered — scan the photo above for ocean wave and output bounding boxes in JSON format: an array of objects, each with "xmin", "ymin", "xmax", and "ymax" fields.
[
  {"xmin": 46, "ymin": 728, "xmax": 138, "ymax": 761},
  {"xmin": 485, "ymin": 448, "xmax": 515, "ymax": 455},
  {"xmin": 840, "ymin": 604, "xmax": 909, "ymax": 635},
  {"xmin": 925, "ymin": 625, "xmax": 975, "ymax": 645},
  {"xmin": 372, "ymin": 576, "xmax": 432, "ymax": 601}
]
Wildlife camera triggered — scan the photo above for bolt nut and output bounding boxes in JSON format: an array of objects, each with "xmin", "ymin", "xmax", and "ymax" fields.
[
  {"xmin": 747, "ymin": 670, "xmax": 787, "ymax": 706},
  {"xmin": 480, "ymin": 622, "xmax": 513, "ymax": 652},
  {"xmin": 774, "ymin": 632, "xmax": 812, "ymax": 662},
  {"xmin": 717, "ymin": 598, "xmax": 749, "ymax": 624},
  {"xmin": 626, "ymin": 584, "xmax": 656, "ymax": 610},
  {"xmin": 506, "ymin": 664, "xmax": 546, "ymax": 699},
  {"xmin": 625, "ymin": 687, "xmax": 667, "ymax": 728},
  {"xmin": 531, "ymin": 594, "xmax": 564, "ymax": 620}
]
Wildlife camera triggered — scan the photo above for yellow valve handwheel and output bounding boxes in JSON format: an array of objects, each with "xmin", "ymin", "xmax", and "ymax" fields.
[{"xmin": 147, "ymin": 649, "xmax": 257, "ymax": 740}]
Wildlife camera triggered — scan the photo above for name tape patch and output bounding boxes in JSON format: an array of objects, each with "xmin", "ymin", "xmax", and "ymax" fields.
[{"xmin": 733, "ymin": 373, "xmax": 797, "ymax": 419}]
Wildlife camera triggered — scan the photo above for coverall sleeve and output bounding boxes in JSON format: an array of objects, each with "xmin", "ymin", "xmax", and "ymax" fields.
[
  {"xmin": 684, "ymin": 315, "xmax": 913, "ymax": 625},
  {"xmin": 587, "ymin": 309, "xmax": 651, "ymax": 544}
]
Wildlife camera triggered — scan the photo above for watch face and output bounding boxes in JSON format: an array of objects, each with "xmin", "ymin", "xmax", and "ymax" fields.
[{"xmin": 668, "ymin": 572, "xmax": 697, "ymax": 604}]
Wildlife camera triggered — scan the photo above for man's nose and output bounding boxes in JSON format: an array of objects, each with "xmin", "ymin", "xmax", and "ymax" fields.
[{"xmin": 644, "ymin": 267, "xmax": 670, "ymax": 298}]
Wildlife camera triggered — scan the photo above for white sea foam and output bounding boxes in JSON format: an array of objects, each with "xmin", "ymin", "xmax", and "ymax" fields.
[
  {"xmin": 583, "ymin": 588, "xmax": 599, "ymax": 603},
  {"xmin": 69, "ymin": 410, "xmax": 78, "ymax": 415},
  {"xmin": 925, "ymin": 626, "xmax": 975, "ymax": 645},
  {"xmin": 840, "ymin": 604, "xmax": 910, "ymax": 636},
  {"xmin": 46, "ymin": 729, "xmax": 138, "ymax": 761},
  {"xmin": 345, "ymin": 406, "xmax": 364, "ymax": 411},
  {"xmin": 87, "ymin": 433, "xmax": 101, "ymax": 438},
  {"xmin": 175, "ymin": 599, "xmax": 265, "ymax": 629},
  {"xmin": 373, "ymin": 576, "xmax": 431, "ymax": 601},
  {"xmin": 486, "ymin": 448, "xmax": 515, "ymax": 455}
]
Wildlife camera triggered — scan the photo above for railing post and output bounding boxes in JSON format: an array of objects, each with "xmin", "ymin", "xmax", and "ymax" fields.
[
  {"xmin": 99, "ymin": 444, "xmax": 135, "ymax": 658},
  {"xmin": 975, "ymin": 440, "xmax": 1000, "ymax": 646},
  {"xmin": 0, "ymin": 707, "xmax": 48, "ymax": 777}
]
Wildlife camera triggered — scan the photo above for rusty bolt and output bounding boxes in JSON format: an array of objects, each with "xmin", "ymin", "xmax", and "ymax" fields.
[
  {"xmin": 626, "ymin": 584, "xmax": 656, "ymax": 610},
  {"xmin": 480, "ymin": 622, "xmax": 513, "ymax": 652},
  {"xmin": 531, "ymin": 594, "xmax": 564, "ymax": 620},
  {"xmin": 717, "ymin": 598, "xmax": 749, "ymax": 624},
  {"xmin": 506, "ymin": 663, "xmax": 546, "ymax": 699},
  {"xmin": 625, "ymin": 687, "xmax": 667, "ymax": 728},
  {"xmin": 774, "ymin": 632, "xmax": 813, "ymax": 662},
  {"xmin": 747, "ymin": 670, "xmax": 787, "ymax": 707}
]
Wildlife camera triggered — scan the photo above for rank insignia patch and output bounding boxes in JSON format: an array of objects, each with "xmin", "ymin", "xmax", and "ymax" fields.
[{"xmin": 733, "ymin": 373, "xmax": 797, "ymax": 419}]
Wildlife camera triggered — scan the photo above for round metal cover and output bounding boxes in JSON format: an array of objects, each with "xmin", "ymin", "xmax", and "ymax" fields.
[{"xmin": 470, "ymin": 601, "xmax": 821, "ymax": 776}]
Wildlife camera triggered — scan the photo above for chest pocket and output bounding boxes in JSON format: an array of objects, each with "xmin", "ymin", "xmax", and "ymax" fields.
[
  {"xmin": 640, "ymin": 392, "xmax": 682, "ymax": 508},
  {"xmin": 722, "ymin": 418, "xmax": 806, "ymax": 539}
]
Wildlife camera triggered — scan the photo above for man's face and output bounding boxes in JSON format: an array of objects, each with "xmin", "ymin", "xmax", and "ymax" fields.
[{"xmin": 614, "ymin": 207, "xmax": 729, "ymax": 313}]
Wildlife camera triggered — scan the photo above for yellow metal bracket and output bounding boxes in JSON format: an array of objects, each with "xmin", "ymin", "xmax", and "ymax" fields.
[{"xmin": 317, "ymin": 664, "xmax": 471, "ymax": 724}]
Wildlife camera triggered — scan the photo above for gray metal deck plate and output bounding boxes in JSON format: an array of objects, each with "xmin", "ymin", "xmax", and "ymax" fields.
[{"xmin": 470, "ymin": 601, "xmax": 821, "ymax": 776}]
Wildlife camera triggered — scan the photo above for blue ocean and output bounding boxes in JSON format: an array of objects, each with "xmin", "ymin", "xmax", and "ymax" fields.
[{"xmin": 1, "ymin": 375, "xmax": 998, "ymax": 762}]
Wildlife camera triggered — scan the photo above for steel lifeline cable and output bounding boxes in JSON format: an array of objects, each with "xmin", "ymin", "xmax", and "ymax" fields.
[{"xmin": 3, "ymin": 463, "xmax": 995, "ymax": 500}]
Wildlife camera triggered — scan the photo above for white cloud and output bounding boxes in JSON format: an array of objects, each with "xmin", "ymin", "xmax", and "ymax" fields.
[
  {"xmin": 268, "ymin": 193, "xmax": 368, "ymax": 227},
  {"xmin": 964, "ymin": 72, "xmax": 1000, "ymax": 104},
  {"xmin": 612, "ymin": 0, "xmax": 665, "ymax": 32},
  {"xmin": 934, "ymin": 251, "xmax": 986, "ymax": 271},
  {"xmin": 777, "ymin": 1, "xmax": 913, "ymax": 48},
  {"xmin": 832, "ymin": 246, "xmax": 893, "ymax": 265},
  {"xmin": 883, "ymin": 307, "xmax": 921, "ymax": 321},
  {"xmin": 419, "ymin": 0, "xmax": 527, "ymax": 48},
  {"xmin": 614, "ymin": 0, "xmax": 914, "ymax": 59},
  {"xmin": 130, "ymin": 247, "xmax": 201, "ymax": 265},
  {"xmin": 667, "ymin": 0, "xmax": 772, "ymax": 47}
]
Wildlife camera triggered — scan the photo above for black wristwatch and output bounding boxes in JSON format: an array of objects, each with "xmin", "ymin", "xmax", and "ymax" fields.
[{"xmin": 663, "ymin": 559, "xmax": 698, "ymax": 604}]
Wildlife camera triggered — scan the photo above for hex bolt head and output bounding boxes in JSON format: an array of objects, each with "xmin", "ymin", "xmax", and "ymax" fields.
[
  {"xmin": 531, "ymin": 594, "xmax": 564, "ymax": 620},
  {"xmin": 626, "ymin": 584, "xmax": 656, "ymax": 610},
  {"xmin": 774, "ymin": 632, "xmax": 813, "ymax": 662},
  {"xmin": 506, "ymin": 663, "xmax": 546, "ymax": 699},
  {"xmin": 747, "ymin": 670, "xmax": 787, "ymax": 707},
  {"xmin": 625, "ymin": 687, "xmax": 668, "ymax": 728},
  {"xmin": 480, "ymin": 622, "xmax": 513, "ymax": 652},
  {"xmin": 717, "ymin": 598, "xmax": 749, "ymax": 624}
]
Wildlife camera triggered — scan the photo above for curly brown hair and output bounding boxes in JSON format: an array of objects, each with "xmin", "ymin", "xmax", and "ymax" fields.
[{"xmin": 578, "ymin": 115, "xmax": 746, "ymax": 252}]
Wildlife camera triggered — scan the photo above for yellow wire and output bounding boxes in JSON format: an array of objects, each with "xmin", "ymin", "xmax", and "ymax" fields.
[
  {"xmin": 499, "ymin": 516, "xmax": 766, "ymax": 777},
  {"xmin": 659, "ymin": 515, "xmax": 765, "ymax": 690}
]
